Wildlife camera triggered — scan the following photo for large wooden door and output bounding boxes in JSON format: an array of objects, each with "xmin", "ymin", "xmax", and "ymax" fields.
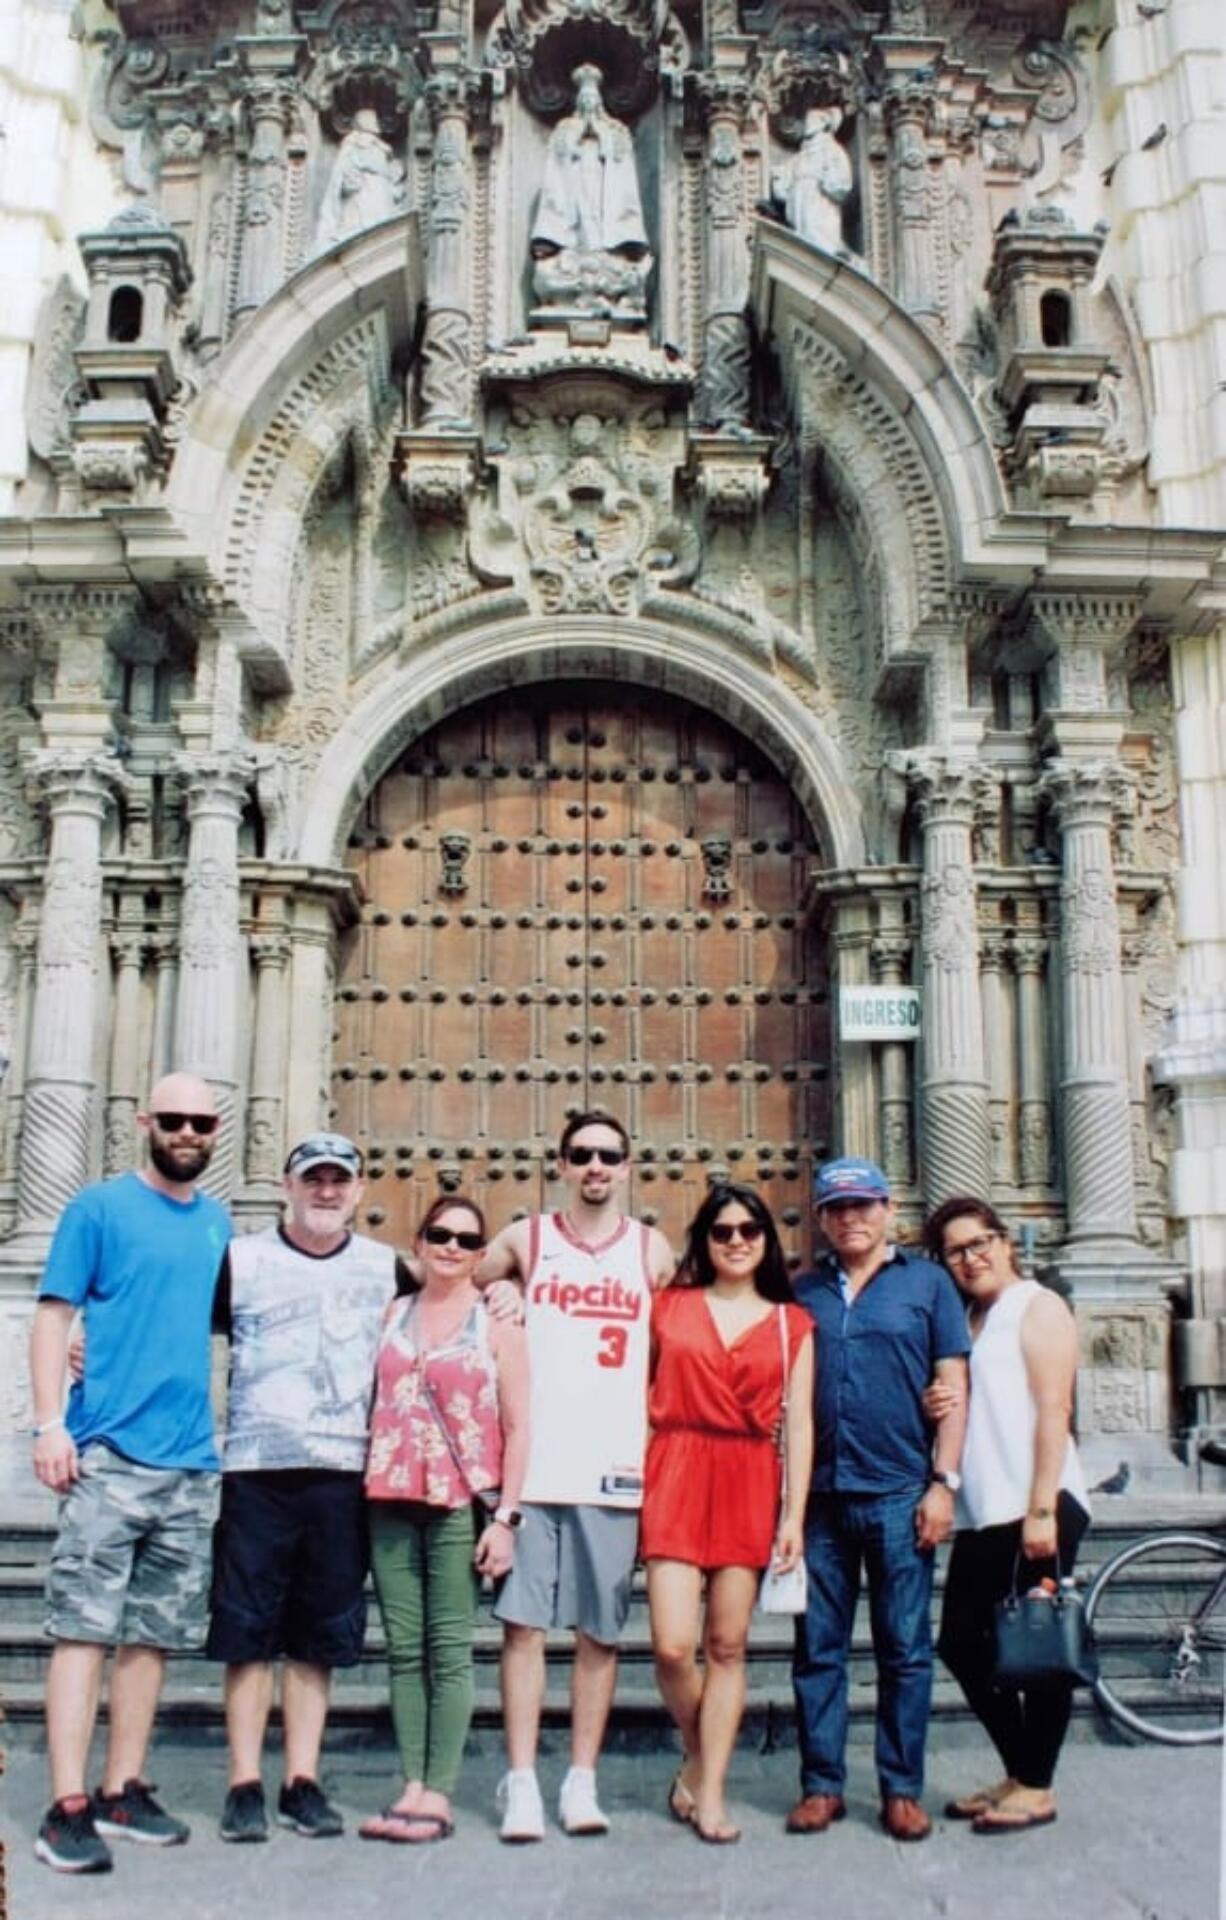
[{"xmin": 332, "ymin": 681, "xmax": 829, "ymax": 1267}]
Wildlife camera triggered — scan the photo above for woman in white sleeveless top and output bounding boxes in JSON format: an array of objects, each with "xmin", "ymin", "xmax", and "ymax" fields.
[{"xmin": 924, "ymin": 1197, "xmax": 1089, "ymax": 1836}]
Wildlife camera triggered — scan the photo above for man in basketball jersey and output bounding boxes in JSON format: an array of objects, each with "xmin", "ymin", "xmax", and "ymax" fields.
[{"xmin": 478, "ymin": 1112, "xmax": 674, "ymax": 1842}]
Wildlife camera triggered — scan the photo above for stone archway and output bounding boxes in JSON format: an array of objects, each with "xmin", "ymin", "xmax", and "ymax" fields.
[{"xmin": 329, "ymin": 678, "xmax": 832, "ymax": 1264}]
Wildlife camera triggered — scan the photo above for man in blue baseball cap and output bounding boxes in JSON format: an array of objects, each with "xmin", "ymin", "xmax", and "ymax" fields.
[{"xmin": 786, "ymin": 1157, "xmax": 969, "ymax": 1844}]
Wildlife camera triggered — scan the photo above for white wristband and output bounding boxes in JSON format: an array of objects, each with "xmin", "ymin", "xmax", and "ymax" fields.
[{"xmin": 31, "ymin": 1415, "xmax": 65, "ymax": 1439}]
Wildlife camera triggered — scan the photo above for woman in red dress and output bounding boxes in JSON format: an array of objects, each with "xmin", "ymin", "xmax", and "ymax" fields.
[{"xmin": 642, "ymin": 1183, "xmax": 814, "ymax": 1845}]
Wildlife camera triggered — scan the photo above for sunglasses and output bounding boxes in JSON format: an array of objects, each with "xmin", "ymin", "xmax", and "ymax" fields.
[
  {"xmin": 709, "ymin": 1220, "xmax": 766, "ymax": 1245},
  {"xmin": 422, "ymin": 1225, "xmax": 486, "ymax": 1252},
  {"xmin": 152, "ymin": 1112, "xmax": 219, "ymax": 1136},
  {"xmin": 564, "ymin": 1147, "xmax": 627, "ymax": 1167}
]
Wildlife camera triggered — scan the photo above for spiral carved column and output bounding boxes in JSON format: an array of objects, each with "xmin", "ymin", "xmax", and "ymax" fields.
[
  {"xmin": 907, "ymin": 754, "xmax": 992, "ymax": 1204},
  {"xmin": 13, "ymin": 755, "xmax": 119, "ymax": 1242},
  {"xmin": 1041, "ymin": 758, "xmax": 1138, "ymax": 1249},
  {"xmin": 173, "ymin": 752, "xmax": 254, "ymax": 1203}
]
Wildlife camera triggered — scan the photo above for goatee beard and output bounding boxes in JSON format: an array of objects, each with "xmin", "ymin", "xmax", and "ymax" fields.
[{"xmin": 148, "ymin": 1138, "xmax": 211, "ymax": 1184}]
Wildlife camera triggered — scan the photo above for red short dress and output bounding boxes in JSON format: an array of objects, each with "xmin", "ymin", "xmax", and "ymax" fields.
[{"xmin": 640, "ymin": 1289, "xmax": 814, "ymax": 1571}]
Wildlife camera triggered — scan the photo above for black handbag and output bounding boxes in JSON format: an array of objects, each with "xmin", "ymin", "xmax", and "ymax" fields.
[{"xmin": 993, "ymin": 1558, "xmax": 1098, "ymax": 1687}]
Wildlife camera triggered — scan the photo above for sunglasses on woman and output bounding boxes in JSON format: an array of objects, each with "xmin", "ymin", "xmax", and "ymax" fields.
[
  {"xmin": 709, "ymin": 1220, "xmax": 766, "ymax": 1245},
  {"xmin": 421, "ymin": 1225, "xmax": 486, "ymax": 1252},
  {"xmin": 564, "ymin": 1146, "xmax": 627, "ymax": 1167}
]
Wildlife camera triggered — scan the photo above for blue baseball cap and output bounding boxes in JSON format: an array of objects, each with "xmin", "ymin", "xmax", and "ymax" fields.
[
  {"xmin": 284, "ymin": 1132, "xmax": 364, "ymax": 1178},
  {"xmin": 813, "ymin": 1157, "xmax": 890, "ymax": 1206}
]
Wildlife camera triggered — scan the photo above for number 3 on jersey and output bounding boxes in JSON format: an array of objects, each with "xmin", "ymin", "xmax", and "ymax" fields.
[{"xmin": 596, "ymin": 1324, "xmax": 628, "ymax": 1369}]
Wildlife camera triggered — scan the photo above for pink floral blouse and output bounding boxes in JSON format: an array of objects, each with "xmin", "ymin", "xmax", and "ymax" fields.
[{"xmin": 365, "ymin": 1293, "xmax": 504, "ymax": 1508}]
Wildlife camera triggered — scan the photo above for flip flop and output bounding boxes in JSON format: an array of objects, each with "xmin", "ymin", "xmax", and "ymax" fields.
[
  {"xmin": 360, "ymin": 1807, "xmax": 455, "ymax": 1844},
  {"xmin": 945, "ymin": 1789, "xmax": 1001, "ymax": 1820},
  {"xmin": 668, "ymin": 1773, "xmax": 697, "ymax": 1826},
  {"xmin": 971, "ymin": 1808, "xmax": 1057, "ymax": 1836},
  {"xmin": 693, "ymin": 1818, "xmax": 742, "ymax": 1846}
]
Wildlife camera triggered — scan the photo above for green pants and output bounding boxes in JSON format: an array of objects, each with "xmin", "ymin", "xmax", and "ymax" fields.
[{"xmin": 369, "ymin": 1500, "xmax": 477, "ymax": 1795}]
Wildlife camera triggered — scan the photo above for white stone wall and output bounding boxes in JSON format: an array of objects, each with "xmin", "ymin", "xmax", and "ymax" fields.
[
  {"xmin": 1099, "ymin": 0, "xmax": 1226, "ymax": 1322},
  {"xmin": 0, "ymin": 0, "xmax": 117, "ymax": 511}
]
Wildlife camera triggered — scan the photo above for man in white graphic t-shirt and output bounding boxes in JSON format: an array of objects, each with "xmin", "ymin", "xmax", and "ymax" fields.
[{"xmin": 478, "ymin": 1112, "xmax": 674, "ymax": 1843}]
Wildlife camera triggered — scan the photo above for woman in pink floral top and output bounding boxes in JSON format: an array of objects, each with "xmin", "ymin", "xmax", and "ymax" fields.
[{"xmin": 361, "ymin": 1196, "xmax": 528, "ymax": 1843}]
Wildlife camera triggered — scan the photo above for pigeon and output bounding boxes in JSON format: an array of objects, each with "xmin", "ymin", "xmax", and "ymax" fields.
[{"xmin": 1090, "ymin": 1461, "xmax": 1131, "ymax": 1496}]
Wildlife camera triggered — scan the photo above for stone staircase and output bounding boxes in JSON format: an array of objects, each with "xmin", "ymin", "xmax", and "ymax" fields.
[{"xmin": 4, "ymin": 1497, "xmax": 1224, "ymax": 1745}]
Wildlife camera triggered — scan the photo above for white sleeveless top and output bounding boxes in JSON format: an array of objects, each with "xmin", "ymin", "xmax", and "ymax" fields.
[
  {"xmin": 957, "ymin": 1279, "xmax": 1089, "ymax": 1531},
  {"xmin": 520, "ymin": 1212, "xmax": 653, "ymax": 1507}
]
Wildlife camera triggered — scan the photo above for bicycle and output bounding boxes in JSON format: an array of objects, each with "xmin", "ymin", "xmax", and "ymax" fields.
[{"xmin": 1084, "ymin": 1529, "xmax": 1226, "ymax": 1746}]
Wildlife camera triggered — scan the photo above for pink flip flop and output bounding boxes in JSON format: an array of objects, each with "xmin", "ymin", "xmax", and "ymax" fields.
[{"xmin": 360, "ymin": 1807, "xmax": 455, "ymax": 1844}]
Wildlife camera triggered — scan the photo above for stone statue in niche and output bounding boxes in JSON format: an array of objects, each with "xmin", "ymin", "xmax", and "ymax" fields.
[
  {"xmin": 531, "ymin": 65, "xmax": 652, "ymax": 319},
  {"xmin": 314, "ymin": 109, "xmax": 406, "ymax": 254},
  {"xmin": 773, "ymin": 107, "xmax": 852, "ymax": 254}
]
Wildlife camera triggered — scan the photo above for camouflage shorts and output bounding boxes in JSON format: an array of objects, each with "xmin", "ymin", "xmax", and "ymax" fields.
[{"xmin": 44, "ymin": 1442, "xmax": 219, "ymax": 1651}]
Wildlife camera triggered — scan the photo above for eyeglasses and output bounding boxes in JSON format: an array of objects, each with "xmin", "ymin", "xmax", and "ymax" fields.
[
  {"xmin": 152, "ymin": 1112, "xmax": 219, "ymax": 1136},
  {"xmin": 943, "ymin": 1232, "xmax": 1000, "ymax": 1267},
  {"xmin": 422, "ymin": 1225, "xmax": 486, "ymax": 1252},
  {"xmin": 564, "ymin": 1147, "xmax": 627, "ymax": 1168},
  {"xmin": 709, "ymin": 1220, "xmax": 766, "ymax": 1246}
]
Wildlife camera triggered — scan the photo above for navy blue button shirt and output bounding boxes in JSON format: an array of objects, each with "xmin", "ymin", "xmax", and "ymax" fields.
[{"xmin": 793, "ymin": 1245, "xmax": 970, "ymax": 1496}]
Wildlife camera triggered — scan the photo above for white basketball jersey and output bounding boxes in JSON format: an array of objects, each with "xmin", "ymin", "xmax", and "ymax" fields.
[{"xmin": 519, "ymin": 1212, "xmax": 653, "ymax": 1507}]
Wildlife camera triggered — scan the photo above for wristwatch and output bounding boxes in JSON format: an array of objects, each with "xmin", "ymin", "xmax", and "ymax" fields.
[
  {"xmin": 493, "ymin": 1505, "xmax": 524, "ymax": 1529},
  {"xmin": 930, "ymin": 1469, "xmax": 962, "ymax": 1493}
]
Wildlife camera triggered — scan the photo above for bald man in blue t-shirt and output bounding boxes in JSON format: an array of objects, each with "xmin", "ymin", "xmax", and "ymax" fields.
[{"xmin": 29, "ymin": 1072, "xmax": 231, "ymax": 1876}]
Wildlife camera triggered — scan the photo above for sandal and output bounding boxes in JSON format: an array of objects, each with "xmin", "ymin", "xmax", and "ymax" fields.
[
  {"xmin": 972, "ymin": 1807, "xmax": 1057, "ymax": 1836},
  {"xmin": 693, "ymin": 1817, "xmax": 741, "ymax": 1846},
  {"xmin": 360, "ymin": 1807, "xmax": 455, "ymax": 1844},
  {"xmin": 945, "ymin": 1787, "xmax": 1004, "ymax": 1821},
  {"xmin": 667, "ymin": 1773, "xmax": 697, "ymax": 1826}
]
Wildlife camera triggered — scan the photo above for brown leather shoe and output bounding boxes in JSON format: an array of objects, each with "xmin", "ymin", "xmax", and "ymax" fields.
[
  {"xmin": 881, "ymin": 1795, "xmax": 932, "ymax": 1842},
  {"xmin": 785, "ymin": 1793, "xmax": 847, "ymax": 1835}
]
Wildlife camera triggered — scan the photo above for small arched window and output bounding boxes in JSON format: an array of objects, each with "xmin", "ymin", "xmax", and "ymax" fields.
[
  {"xmin": 107, "ymin": 286, "xmax": 143, "ymax": 343},
  {"xmin": 1040, "ymin": 290, "xmax": 1072, "ymax": 348}
]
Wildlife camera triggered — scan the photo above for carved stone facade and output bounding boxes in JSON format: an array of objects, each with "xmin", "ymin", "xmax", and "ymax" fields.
[{"xmin": 2, "ymin": 0, "xmax": 1226, "ymax": 1490}]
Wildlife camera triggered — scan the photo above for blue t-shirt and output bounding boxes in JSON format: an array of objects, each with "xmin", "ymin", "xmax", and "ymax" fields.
[
  {"xmin": 794, "ymin": 1245, "xmax": 970, "ymax": 1496},
  {"xmin": 39, "ymin": 1172, "xmax": 232, "ymax": 1471}
]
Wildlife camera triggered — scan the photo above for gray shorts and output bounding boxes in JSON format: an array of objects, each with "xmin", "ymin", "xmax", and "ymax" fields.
[
  {"xmin": 45, "ymin": 1442, "xmax": 219, "ymax": 1651},
  {"xmin": 493, "ymin": 1503, "xmax": 639, "ymax": 1647}
]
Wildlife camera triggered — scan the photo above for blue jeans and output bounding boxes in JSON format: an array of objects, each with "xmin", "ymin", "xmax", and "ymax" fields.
[{"xmin": 792, "ymin": 1489, "xmax": 934, "ymax": 1799}]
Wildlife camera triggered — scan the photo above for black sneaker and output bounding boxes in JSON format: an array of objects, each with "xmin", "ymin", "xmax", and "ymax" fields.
[
  {"xmin": 92, "ymin": 1778, "xmax": 190, "ymax": 1846},
  {"xmin": 35, "ymin": 1796, "xmax": 114, "ymax": 1874},
  {"xmin": 220, "ymin": 1780, "xmax": 269, "ymax": 1844},
  {"xmin": 277, "ymin": 1776, "xmax": 344, "ymax": 1838}
]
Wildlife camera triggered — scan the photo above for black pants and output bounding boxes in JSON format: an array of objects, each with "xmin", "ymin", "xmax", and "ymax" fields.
[{"xmin": 936, "ymin": 1492, "xmax": 1089, "ymax": 1790}]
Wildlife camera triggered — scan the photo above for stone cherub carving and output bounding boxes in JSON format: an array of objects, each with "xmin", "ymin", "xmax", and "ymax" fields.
[
  {"xmin": 314, "ymin": 108, "xmax": 406, "ymax": 254},
  {"xmin": 531, "ymin": 64, "xmax": 652, "ymax": 318},
  {"xmin": 773, "ymin": 106, "xmax": 852, "ymax": 254}
]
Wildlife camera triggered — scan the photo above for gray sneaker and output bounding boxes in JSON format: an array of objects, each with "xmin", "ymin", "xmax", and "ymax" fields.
[
  {"xmin": 92, "ymin": 1779, "xmax": 189, "ymax": 1847},
  {"xmin": 220, "ymin": 1780, "xmax": 269, "ymax": 1843},
  {"xmin": 277, "ymin": 1776, "xmax": 344, "ymax": 1838},
  {"xmin": 35, "ymin": 1797, "xmax": 113, "ymax": 1874}
]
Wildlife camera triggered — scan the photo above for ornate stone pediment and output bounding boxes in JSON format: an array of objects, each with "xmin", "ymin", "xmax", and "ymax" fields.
[{"xmin": 470, "ymin": 399, "xmax": 698, "ymax": 615}]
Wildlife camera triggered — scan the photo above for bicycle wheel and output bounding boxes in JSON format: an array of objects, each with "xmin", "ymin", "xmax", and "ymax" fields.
[{"xmin": 1085, "ymin": 1531, "xmax": 1226, "ymax": 1746}]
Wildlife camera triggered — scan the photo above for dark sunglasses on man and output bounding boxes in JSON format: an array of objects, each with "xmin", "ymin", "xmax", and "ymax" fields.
[
  {"xmin": 152, "ymin": 1112, "xmax": 220, "ymax": 1136},
  {"xmin": 564, "ymin": 1146, "xmax": 627, "ymax": 1167}
]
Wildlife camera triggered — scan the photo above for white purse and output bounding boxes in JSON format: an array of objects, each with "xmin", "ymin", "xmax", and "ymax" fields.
[{"xmin": 756, "ymin": 1307, "xmax": 808, "ymax": 1617}]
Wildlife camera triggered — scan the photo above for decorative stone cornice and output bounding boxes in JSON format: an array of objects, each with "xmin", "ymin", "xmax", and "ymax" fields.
[{"xmin": 1040, "ymin": 757, "xmax": 1135, "ymax": 832}]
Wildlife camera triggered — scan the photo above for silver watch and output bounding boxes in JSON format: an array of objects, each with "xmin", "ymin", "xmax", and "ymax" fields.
[{"xmin": 930, "ymin": 1468, "xmax": 962, "ymax": 1493}]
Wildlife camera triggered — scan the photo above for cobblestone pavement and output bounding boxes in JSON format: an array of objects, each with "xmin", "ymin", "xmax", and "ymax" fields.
[{"xmin": 2, "ymin": 1724, "xmax": 1219, "ymax": 1920}]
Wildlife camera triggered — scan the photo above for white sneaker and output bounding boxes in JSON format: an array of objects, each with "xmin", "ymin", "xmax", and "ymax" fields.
[
  {"xmin": 558, "ymin": 1768, "xmax": 609, "ymax": 1837},
  {"xmin": 498, "ymin": 1770, "xmax": 545, "ymax": 1844}
]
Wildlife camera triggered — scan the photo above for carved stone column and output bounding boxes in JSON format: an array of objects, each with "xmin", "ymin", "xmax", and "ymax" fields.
[
  {"xmin": 234, "ymin": 75, "xmax": 297, "ymax": 319},
  {"xmin": 1013, "ymin": 933, "xmax": 1053, "ymax": 1188},
  {"xmin": 907, "ymin": 754, "xmax": 992, "ymax": 1202},
  {"xmin": 979, "ymin": 929, "xmax": 1012, "ymax": 1186},
  {"xmin": 1, "ymin": 918, "xmax": 38, "ymax": 1185},
  {"xmin": 1041, "ymin": 758, "xmax": 1138, "ymax": 1251},
  {"xmin": 884, "ymin": 81, "xmax": 940, "ymax": 331},
  {"xmin": 11, "ymin": 755, "xmax": 120, "ymax": 1245},
  {"xmin": 420, "ymin": 71, "xmax": 480, "ymax": 429},
  {"xmin": 694, "ymin": 74, "xmax": 753, "ymax": 430},
  {"xmin": 103, "ymin": 920, "xmax": 147, "ymax": 1176},
  {"xmin": 149, "ymin": 930, "xmax": 179, "ymax": 1084},
  {"xmin": 244, "ymin": 932, "xmax": 292, "ymax": 1187},
  {"xmin": 830, "ymin": 894, "xmax": 874, "ymax": 1160},
  {"xmin": 871, "ymin": 926, "xmax": 914, "ymax": 1188},
  {"xmin": 173, "ymin": 752, "xmax": 255, "ymax": 1201}
]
